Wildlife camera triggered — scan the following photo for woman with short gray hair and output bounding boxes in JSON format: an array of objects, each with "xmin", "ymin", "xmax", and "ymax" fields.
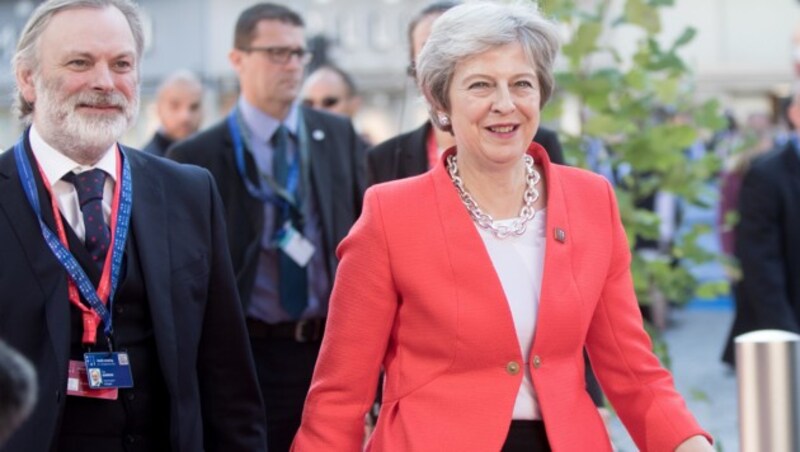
[
  {"xmin": 293, "ymin": 2, "xmax": 713, "ymax": 450},
  {"xmin": 417, "ymin": 1, "xmax": 559, "ymax": 132}
]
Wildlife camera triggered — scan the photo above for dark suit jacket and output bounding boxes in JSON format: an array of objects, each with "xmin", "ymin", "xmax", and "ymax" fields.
[
  {"xmin": 0, "ymin": 137, "xmax": 267, "ymax": 451},
  {"xmin": 141, "ymin": 131, "xmax": 173, "ymax": 157},
  {"xmin": 723, "ymin": 143, "xmax": 800, "ymax": 363},
  {"xmin": 168, "ymin": 106, "xmax": 366, "ymax": 308},
  {"xmin": 367, "ymin": 122, "xmax": 565, "ymax": 186}
]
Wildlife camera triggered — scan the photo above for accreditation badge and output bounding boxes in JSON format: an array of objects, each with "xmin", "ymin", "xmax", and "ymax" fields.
[
  {"xmin": 277, "ymin": 221, "xmax": 315, "ymax": 267},
  {"xmin": 66, "ymin": 359, "xmax": 118, "ymax": 400},
  {"xmin": 83, "ymin": 351, "xmax": 134, "ymax": 389}
]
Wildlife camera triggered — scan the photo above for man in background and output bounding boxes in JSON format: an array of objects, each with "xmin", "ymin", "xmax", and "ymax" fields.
[
  {"xmin": 723, "ymin": 91, "xmax": 800, "ymax": 359},
  {"xmin": 143, "ymin": 69, "xmax": 203, "ymax": 156},
  {"xmin": 1, "ymin": 1, "xmax": 266, "ymax": 450},
  {"xmin": 169, "ymin": 4, "xmax": 365, "ymax": 450},
  {"xmin": 301, "ymin": 64, "xmax": 362, "ymax": 119}
]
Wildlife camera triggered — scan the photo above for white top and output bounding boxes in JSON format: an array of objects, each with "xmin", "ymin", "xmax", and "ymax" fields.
[
  {"xmin": 28, "ymin": 125, "xmax": 117, "ymax": 241},
  {"xmin": 476, "ymin": 209, "xmax": 547, "ymax": 420}
]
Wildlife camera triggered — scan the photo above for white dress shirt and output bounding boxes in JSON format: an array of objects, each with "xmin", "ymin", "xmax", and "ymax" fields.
[
  {"xmin": 28, "ymin": 125, "xmax": 117, "ymax": 242},
  {"xmin": 476, "ymin": 209, "xmax": 547, "ymax": 420}
]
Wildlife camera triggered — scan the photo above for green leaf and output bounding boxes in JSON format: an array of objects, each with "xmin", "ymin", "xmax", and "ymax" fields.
[
  {"xmin": 584, "ymin": 114, "xmax": 637, "ymax": 137},
  {"xmin": 562, "ymin": 21, "xmax": 603, "ymax": 68},
  {"xmin": 696, "ymin": 281, "xmax": 731, "ymax": 299},
  {"xmin": 693, "ymin": 99, "xmax": 727, "ymax": 131},
  {"xmin": 690, "ymin": 388, "xmax": 710, "ymax": 403},
  {"xmin": 624, "ymin": 68, "xmax": 648, "ymax": 90},
  {"xmin": 626, "ymin": 0, "xmax": 661, "ymax": 34},
  {"xmin": 672, "ymin": 26, "xmax": 697, "ymax": 50},
  {"xmin": 654, "ymin": 77, "xmax": 680, "ymax": 104},
  {"xmin": 649, "ymin": 0, "xmax": 674, "ymax": 6}
]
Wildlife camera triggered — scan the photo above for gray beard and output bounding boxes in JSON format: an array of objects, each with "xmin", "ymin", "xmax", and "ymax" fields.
[{"xmin": 33, "ymin": 77, "xmax": 139, "ymax": 165}]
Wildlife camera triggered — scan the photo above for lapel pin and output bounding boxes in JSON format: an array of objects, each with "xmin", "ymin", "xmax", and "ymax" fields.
[
  {"xmin": 311, "ymin": 129, "xmax": 325, "ymax": 141},
  {"xmin": 554, "ymin": 228, "xmax": 566, "ymax": 243}
]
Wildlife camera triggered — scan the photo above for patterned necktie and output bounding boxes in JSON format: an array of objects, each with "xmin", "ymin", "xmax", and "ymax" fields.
[
  {"xmin": 271, "ymin": 125, "xmax": 308, "ymax": 319},
  {"xmin": 63, "ymin": 169, "xmax": 110, "ymax": 269}
]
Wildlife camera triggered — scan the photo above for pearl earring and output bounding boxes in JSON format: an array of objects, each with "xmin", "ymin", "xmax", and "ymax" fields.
[{"xmin": 438, "ymin": 114, "xmax": 450, "ymax": 126}]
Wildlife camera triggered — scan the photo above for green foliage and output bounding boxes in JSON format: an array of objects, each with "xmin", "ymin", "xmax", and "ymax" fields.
[{"xmin": 539, "ymin": 0, "xmax": 727, "ymax": 314}]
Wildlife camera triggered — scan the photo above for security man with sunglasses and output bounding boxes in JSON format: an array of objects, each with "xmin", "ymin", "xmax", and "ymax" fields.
[
  {"xmin": 301, "ymin": 64, "xmax": 362, "ymax": 119},
  {"xmin": 301, "ymin": 63, "xmax": 373, "ymax": 147},
  {"xmin": 168, "ymin": 3, "xmax": 366, "ymax": 451}
]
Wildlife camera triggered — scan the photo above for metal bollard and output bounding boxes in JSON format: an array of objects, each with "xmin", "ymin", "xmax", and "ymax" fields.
[{"xmin": 736, "ymin": 329, "xmax": 800, "ymax": 452}]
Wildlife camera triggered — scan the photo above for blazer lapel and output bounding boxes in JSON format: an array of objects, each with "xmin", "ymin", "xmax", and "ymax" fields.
[
  {"xmin": 531, "ymin": 144, "xmax": 585, "ymax": 358},
  {"xmin": 430, "ymin": 151, "xmax": 521, "ymax": 354},
  {"xmin": 0, "ymin": 141, "xmax": 70, "ymax": 374},
  {"xmin": 431, "ymin": 144, "xmax": 583, "ymax": 359},
  {"xmin": 303, "ymin": 110, "xmax": 336, "ymax": 253},
  {"xmin": 125, "ymin": 149, "xmax": 179, "ymax": 390}
]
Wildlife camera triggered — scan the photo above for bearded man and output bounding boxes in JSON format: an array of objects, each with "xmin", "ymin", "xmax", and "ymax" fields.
[{"xmin": 0, "ymin": 1, "xmax": 267, "ymax": 451}]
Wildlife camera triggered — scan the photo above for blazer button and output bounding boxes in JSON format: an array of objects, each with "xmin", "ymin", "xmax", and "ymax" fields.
[
  {"xmin": 533, "ymin": 355, "xmax": 542, "ymax": 368},
  {"xmin": 506, "ymin": 361, "xmax": 521, "ymax": 375}
]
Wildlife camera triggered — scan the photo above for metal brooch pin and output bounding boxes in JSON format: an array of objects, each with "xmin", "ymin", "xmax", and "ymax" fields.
[{"xmin": 554, "ymin": 228, "xmax": 566, "ymax": 243}]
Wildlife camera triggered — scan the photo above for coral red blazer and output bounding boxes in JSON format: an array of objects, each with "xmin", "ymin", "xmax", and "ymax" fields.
[{"xmin": 293, "ymin": 144, "xmax": 710, "ymax": 451}]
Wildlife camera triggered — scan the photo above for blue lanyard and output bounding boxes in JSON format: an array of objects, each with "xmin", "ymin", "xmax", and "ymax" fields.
[
  {"xmin": 227, "ymin": 110, "xmax": 301, "ymax": 210},
  {"xmin": 13, "ymin": 137, "xmax": 133, "ymax": 343}
]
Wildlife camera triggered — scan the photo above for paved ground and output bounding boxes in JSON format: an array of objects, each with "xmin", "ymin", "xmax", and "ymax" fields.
[{"xmin": 607, "ymin": 302, "xmax": 738, "ymax": 451}]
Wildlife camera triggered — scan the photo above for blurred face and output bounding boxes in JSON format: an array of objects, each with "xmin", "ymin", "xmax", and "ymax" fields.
[
  {"xmin": 230, "ymin": 19, "xmax": 306, "ymax": 117},
  {"xmin": 16, "ymin": 6, "xmax": 139, "ymax": 163},
  {"xmin": 301, "ymin": 68, "xmax": 359, "ymax": 117},
  {"xmin": 788, "ymin": 97, "xmax": 800, "ymax": 131},
  {"xmin": 157, "ymin": 81, "xmax": 203, "ymax": 140},
  {"xmin": 411, "ymin": 13, "xmax": 441, "ymax": 73},
  {"xmin": 447, "ymin": 43, "xmax": 540, "ymax": 169}
]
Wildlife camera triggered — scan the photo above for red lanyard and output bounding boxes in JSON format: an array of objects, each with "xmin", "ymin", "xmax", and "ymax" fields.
[{"xmin": 37, "ymin": 149, "xmax": 123, "ymax": 345}]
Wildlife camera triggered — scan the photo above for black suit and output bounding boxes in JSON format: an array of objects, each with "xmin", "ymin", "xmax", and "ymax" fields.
[
  {"xmin": 0, "ymin": 134, "xmax": 267, "ymax": 451},
  {"xmin": 367, "ymin": 122, "xmax": 565, "ymax": 185},
  {"xmin": 722, "ymin": 143, "xmax": 800, "ymax": 365},
  {"xmin": 141, "ymin": 131, "xmax": 173, "ymax": 157},
  {"xmin": 168, "ymin": 105, "xmax": 365, "ymax": 451}
]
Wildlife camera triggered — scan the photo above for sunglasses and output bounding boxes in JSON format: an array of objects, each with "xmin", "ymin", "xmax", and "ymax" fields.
[{"xmin": 302, "ymin": 96, "xmax": 341, "ymax": 109}]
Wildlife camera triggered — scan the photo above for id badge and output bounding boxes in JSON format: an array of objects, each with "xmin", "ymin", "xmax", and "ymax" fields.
[
  {"xmin": 83, "ymin": 351, "xmax": 134, "ymax": 389},
  {"xmin": 67, "ymin": 359, "xmax": 118, "ymax": 400},
  {"xmin": 277, "ymin": 221, "xmax": 315, "ymax": 267}
]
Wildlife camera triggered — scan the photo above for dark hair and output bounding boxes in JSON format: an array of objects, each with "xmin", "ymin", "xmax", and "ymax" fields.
[
  {"xmin": 234, "ymin": 3, "xmax": 304, "ymax": 49},
  {"xmin": 310, "ymin": 64, "xmax": 358, "ymax": 96},
  {"xmin": 406, "ymin": 1, "xmax": 461, "ymax": 75}
]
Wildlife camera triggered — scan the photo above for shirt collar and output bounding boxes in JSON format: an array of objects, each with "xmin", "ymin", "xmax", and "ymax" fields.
[
  {"xmin": 237, "ymin": 97, "xmax": 300, "ymax": 143},
  {"xmin": 29, "ymin": 124, "xmax": 118, "ymax": 188}
]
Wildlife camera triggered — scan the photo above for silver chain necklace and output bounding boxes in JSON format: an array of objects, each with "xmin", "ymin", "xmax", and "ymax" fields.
[{"xmin": 447, "ymin": 154, "xmax": 541, "ymax": 239}]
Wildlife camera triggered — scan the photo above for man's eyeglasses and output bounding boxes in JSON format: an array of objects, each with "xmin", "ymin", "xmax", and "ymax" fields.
[
  {"xmin": 241, "ymin": 46, "xmax": 312, "ymax": 65},
  {"xmin": 302, "ymin": 96, "xmax": 341, "ymax": 110}
]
